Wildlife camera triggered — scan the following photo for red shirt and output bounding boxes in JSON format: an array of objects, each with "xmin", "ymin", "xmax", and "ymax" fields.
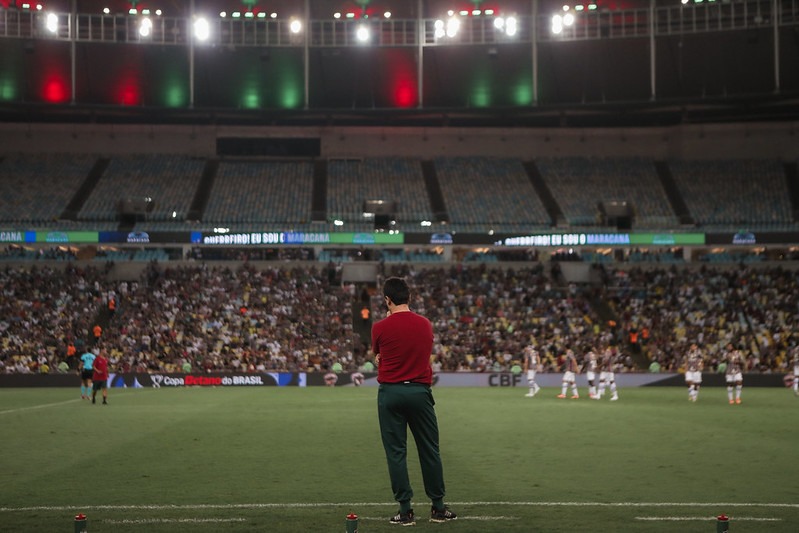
[
  {"xmin": 92, "ymin": 355, "xmax": 109, "ymax": 381},
  {"xmin": 372, "ymin": 311, "xmax": 434, "ymax": 385}
]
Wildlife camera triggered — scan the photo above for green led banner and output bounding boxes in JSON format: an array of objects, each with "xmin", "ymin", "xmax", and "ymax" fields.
[
  {"xmin": 501, "ymin": 232, "xmax": 705, "ymax": 247},
  {"xmin": 34, "ymin": 231, "xmax": 100, "ymax": 243}
]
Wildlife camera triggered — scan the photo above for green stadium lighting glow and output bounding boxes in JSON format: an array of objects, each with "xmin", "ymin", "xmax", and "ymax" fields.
[
  {"xmin": 0, "ymin": 78, "xmax": 17, "ymax": 101},
  {"xmin": 512, "ymin": 82, "xmax": 532, "ymax": 106}
]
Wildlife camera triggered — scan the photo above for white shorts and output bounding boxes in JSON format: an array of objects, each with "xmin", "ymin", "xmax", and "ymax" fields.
[
  {"xmin": 793, "ymin": 366, "xmax": 799, "ymax": 376},
  {"xmin": 586, "ymin": 372, "xmax": 596, "ymax": 381},
  {"xmin": 686, "ymin": 371, "xmax": 702, "ymax": 384},
  {"xmin": 562, "ymin": 371, "xmax": 575, "ymax": 383},
  {"xmin": 600, "ymin": 371, "xmax": 615, "ymax": 382},
  {"xmin": 526, "ymin": 370, "xmax": 537, "ymax": 382},
  {"xmin": 725, "ymin": 372, "xmax": 743, "ymax": 383}
]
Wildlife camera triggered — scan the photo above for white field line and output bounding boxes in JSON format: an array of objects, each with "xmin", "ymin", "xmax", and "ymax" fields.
[
  {"xmin": 0, "ymin": 389, "xmax": 139, "ymax": 415},
  {"xmin": 2, "ymin": 501, "xmax": 798, "ymax": 513},
  {"xmin": 0, "ymin": 398, "xmax": 82, "ymax": 415},
  {"xmin": 635, "ymin": 517, "xmax": 783, "ymax": 522},
  {"xmin": 104, "ymin": 518, "xmax": 247, "ymax": 524},
  {"xmin": 360, "ymin": 516, "xmax": 520, "ymax": 521}
]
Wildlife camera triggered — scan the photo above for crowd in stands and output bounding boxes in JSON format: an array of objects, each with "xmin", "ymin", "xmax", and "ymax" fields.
[
  {"xmin": 602, "ymin": 264, "xmax": 798, "ymax": 373},
  {"xmin": 3, "ymin": 260, "xmax": 796, "ymax": 377}
]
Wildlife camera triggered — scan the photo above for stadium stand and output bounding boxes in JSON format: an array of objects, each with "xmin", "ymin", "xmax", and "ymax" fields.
[
  {"xmin": 535, "ymin": 157, "xmax": 679, "ymax": 229},
  {"xmin": 434, "ymin": 157, "xmax": 550, "ymax": 233},
  {"xmin": 669, "ymin": 159, "xmax": 795, "ymax": 231}
]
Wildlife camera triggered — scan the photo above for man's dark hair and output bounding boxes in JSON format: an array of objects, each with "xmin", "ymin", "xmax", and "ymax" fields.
[{"xmin": 383, "ymin": 277, "xmax": 410, "ymax": 305}]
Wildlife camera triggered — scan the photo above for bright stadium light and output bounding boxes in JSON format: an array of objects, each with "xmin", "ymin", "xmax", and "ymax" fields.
[
  {"xmin": 505, "ymin": 16, "xmax": 518, "ymax": 36},
  {"xmin": 494, "ymin": 17, "xmax": 504, "ymax": 30},
  {"xmin": 563, "ymin": 12, "xmax": 575, "ymax": 26},
  {"xmin": 446, "ymin": 16, "xmax": 460, "ymax": 38},
  {"xmin": 193, "ymin": 17, "xmax": 210, "ymax": 41},
  {"xmin": 355, "ymin": 24, "xmax": 370, "ymax": 42},
  {"xmin": 139, "ymin": 17, "xmax": 152, "ymax": 38},
  {"xmin": 551, "ymin": 14, "xmax": 563, "ymax": 34},
  {"xmin": 289, "ymin": 18, "xmax": 302, "ymax": 34},
  {"xmin": 45, "ymin": 13, "xmax": 58, "ymax": 33},
  {"xmin": 434, "ymin": 19, "xmax": 445, "ymax": 39}
]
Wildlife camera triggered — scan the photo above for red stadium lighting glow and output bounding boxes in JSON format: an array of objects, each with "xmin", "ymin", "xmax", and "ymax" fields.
[{"xmin": 42, "ymin": 75, "xmax": 68, "ymax": 103}]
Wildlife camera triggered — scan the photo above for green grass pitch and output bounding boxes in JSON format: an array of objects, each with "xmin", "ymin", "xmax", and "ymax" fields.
[{"xmin": 1, "ymin": 386, "xmax": 797, "ymax": 532}]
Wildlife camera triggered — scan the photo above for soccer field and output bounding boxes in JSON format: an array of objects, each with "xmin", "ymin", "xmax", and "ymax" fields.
[{"xmin": 1, "ymin": 386, "xmax": 797, "ymax": 532}]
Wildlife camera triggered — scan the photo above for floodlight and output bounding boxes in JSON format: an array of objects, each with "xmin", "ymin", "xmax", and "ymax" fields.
[
  {"xmin": 355, "ymin": 24, "xmax": 370, "ymax": 42},
  {"xmin": 563, "ymin": 13, "xmax": 575, "ymax": 26},
  {"xmin": 194, "ymin": 17, "xmax": 210, "ymax": 41},
  {"xmin": 434, "ymin": 19, "xmax": 445, "ymax": 39},
  {"xmin": 494, "ymin": 17, "xmax": 504, "ymax": 30},
  {"xmin": 505, "ymin": 16, "xmax": 517, "ymax": 36},
  {"xmin": 289, "ymin": 19, "xmax": 302, "ymax": 34},
  {"xmin": 45, "ymin": 13, "xmax": 58, "ymax": 33},
  {"xmin": 551, "ymin": 14, "xmax": 563, "ymax": 34},
  {"xmin": 270, "ymin": 13, "xmax": 277, "ymax": 19},
  {"xmin": 220, "ymin": 11, "xmax": 227, "ymax": 17},
  {"xmin": 156, "ymin": 10, "xmax": 162, "ymax": 16},
  {"xmin": 334, "ymin": 12, "xmax": 341, "ymax": 19},
  {"xmin": 446, "ymin": 16, "xmax": 460, "ymax": 38},
  {"xmin": 103, "ymin": 8, "xmax": 110, "ymax": 15},
  {"xmin": 139, "ymin": 17, "xmax": 152, "ymax": 38},
  {"xmin": 334, "ymin": 220, "xmax": 344, "ymax": 226},
  {"xmin": 384, "ymin": 11, "xmax": 391, "ymax": 19}
]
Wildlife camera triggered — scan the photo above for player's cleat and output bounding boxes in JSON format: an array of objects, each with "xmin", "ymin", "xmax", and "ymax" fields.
[
  {"xmin": 729, "ymin": 400, "xmax": 734, "ymax": 405},
  {"xmin": 524, "ymin": 392, "xmax": 535, "ymax": 397},
  {"xmin": 390, "ymin": 509, "xmax": 415, "ymax": 526},
  {"xmin": 557, "ymin": 394, "xmax": 566, "ymax": 399},
  {"xmin": 102, "ymin": 400, "xmax": 108, "ymax": 405},
  {"xmin": 430, "ymin": 506, "xmax": 457, "ymax": 523},
  {"xmin": 735, "ymin": 398, "xmax": 741, "ymax": 404},
  {"xmin": 570, "ymin": 395, "xmax": 580, "ymax": 399},
  {"xmin": 610, "ymin": 395, "xmax": 619, "ymax": 401}
]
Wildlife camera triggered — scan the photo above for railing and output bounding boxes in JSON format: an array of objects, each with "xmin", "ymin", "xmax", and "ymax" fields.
[{"xmin": 1, "ymin": 1, "xmax": 796, "ymax": 46}]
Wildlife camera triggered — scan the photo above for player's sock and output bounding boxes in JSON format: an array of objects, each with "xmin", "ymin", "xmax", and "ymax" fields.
[
  {"xmin": 561, "ymin": 383, "xmax": 568, "ymax": 396},
  {"xmin": 736, "ymin": 385, "xmax": 742, "ymax": 401},
  {"xmin": 598, "ymin": 382, "xmax": 605, "ymax": 397},
  {"xmin": 571, "ymin": 384, "xmax": 579, "ymax": 397},
  {"xmin": 727, "ymin": 386, "xmax": 734, "ymax": 402},
  {"xmin": 610, "ymin": 383, "xmax": 617, "ymax": 395},
  {"xmin": 589, "ymin": 386, "xmax": 596, "ymax": 398}
]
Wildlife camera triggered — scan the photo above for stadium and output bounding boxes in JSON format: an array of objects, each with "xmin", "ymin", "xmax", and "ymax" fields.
[{"xmin": 1, "ymin": 0, "xmax": 799, "ymax": 531}]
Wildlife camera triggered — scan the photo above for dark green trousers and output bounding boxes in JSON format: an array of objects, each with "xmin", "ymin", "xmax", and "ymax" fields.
[{"xmin": 377, "ymin": 383, "xmax": 446, "ymax": 507}]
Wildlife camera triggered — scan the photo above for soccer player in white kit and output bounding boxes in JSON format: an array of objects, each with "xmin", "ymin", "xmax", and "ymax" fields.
[
  {"xmin": 557, "ymin": 350, "xmax": 580, "ymax": 399},
  {"xmin": 791, "ymin": 348, "xmax": 799, "ymax": 396},
  {"xmin": 597, "ymin": 347, "xmax": 619, "ymax": 401},
  {"xmin": 685, "ymin": 343, "xmax": 704, "ymax": 402},
  {"xmin": 585, "ymin": 349, "xmax": 598, "ymax": 399},
  {"xmin": 724, "ymin": 343, "xmax": 745, "ymax": 405},
  {"xmin": 522, "ymin": 344, "xmax": 541, "ymax": 397}
]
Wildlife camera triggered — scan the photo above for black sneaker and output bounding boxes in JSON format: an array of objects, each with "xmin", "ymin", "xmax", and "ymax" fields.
[
  {"xmin": 102, "ymin": 400, "xmax": 108, "ymax": 405},
  {"xmin": 390, "ymin": 509, "xmax": 415, "ymax": 526},
  {"xmin": 91, "ymin": 397, "xmax": 95, "ymax": 404},
  {"xmin": 430, "ymin": 505, "xmax": 457, "ymax": 523}
]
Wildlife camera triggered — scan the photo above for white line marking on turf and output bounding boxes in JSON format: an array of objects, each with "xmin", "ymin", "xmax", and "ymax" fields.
[
  {"xmin": 360, "ymin": 516, "xmax": 520, "ymax": 521},
  {"xmin": 104, "ymin": 518, "xmax": 247, "ymax": 524},
  {"xmin": 0, "ymin": 398, "xmax": 82, "ymax": 415},
  {"xmin": 635, "ymin": 517, "xmax": 783, "ymax": 522},
  {"xmin": 0, "ymin": 389, "xmax": 140, "ymax": 416},
  {"xmin": 2, "ymin": 501, "xmax": 798, "ymax": 513}
]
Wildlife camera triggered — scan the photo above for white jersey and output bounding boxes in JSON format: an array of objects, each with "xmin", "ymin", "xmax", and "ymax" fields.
[
  {"xmin": 524, "ymin": 346, "xmax": 540, "ymax": 379},
  {"xmin": 585, "ymin": 351, "xmax": 598, "ymax": 380}
]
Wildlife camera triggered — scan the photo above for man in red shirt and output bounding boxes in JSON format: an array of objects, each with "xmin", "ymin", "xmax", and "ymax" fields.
[
  {"xmin": 91, "ymin": 348, "xmax": 110, "ymax": 405},
  {"xmin": 372, "ymin": 277, "xmax": 456, "ymax": 526}
]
